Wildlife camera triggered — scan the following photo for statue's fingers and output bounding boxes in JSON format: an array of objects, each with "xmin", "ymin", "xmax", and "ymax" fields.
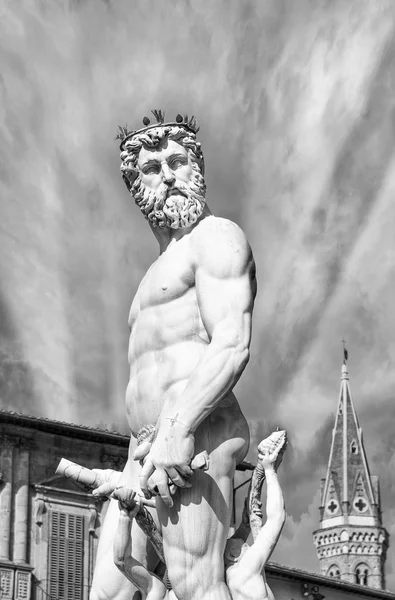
[
  {"xmin": 147, "ymin": 478, "xmax": 159, "ymax": 496},
  {"xmin": 177, "ymin": 463, "xmax": 194, "ymax": 477},
  {"xmin": 133, "ymin": 441, "xmax": 152, "ymax": 461},
  {"xmin": 128, "ymin": 504, "xmax": 141, "ymax": 519},
  {"xmin": 137, "ymin": 494, "xmax": 156, "ymax": 507},
  {"xmin": 139, "ymin": 459, "xmax": 155, "ymax": 497},
  {"xmin": 148, "ymin": 478, "xmax": 158, "ymax": 491},
  {"xmin": 112, "ymin": 487, "xmax": 123, "ymax": 501},
  {"xmin": 92, "ymin": 481, "xmax": 117, "ymax": 498},
  {"xmin": 145, "ymin": 472, "xmax": 162, "ymax": 497},
  {"xmin": 166, "ymin": 467, "xmax": 188, "ymax": 488},
  {"xmin": 155, "ymin": 472, "xmax": 173, "ymax": 508},
  {"xmin": 114, "ymin": 486, "xmax": 136, "ymax": 504}
]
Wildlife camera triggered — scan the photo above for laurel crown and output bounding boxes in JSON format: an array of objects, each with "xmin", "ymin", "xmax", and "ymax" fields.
[{"xmin": 116, "ymin": 110, "xmax": 199, "ymax": 149}]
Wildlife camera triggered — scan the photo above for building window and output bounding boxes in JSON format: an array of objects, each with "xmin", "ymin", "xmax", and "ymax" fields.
[
  {"xmin": 353, "ymin": 496, "xmax": 368, "ymax": 513},
  {"xmin": 355, "ymin": 563, "xmax": 369, "ymax": 586},
  {"xmin": 48, "ymin": 511, "xmax": 84, "ymax": 600},
  {"xmin": 350, "ymin": 440, "xmax": 358, "ymax": 454},
  {"xmin": 340, "ymin": 530, "xmax": 349, "ymax": 542},
  {"xmin": 328, "ymin": 565, "xmax": 341, "ymax": 579}
]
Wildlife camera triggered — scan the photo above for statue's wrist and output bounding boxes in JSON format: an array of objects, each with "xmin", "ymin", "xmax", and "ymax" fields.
[
  {"xmin": 162, "ymin": 412, "xmax": 193, "ymax": 435},
  {"xmin": 264, "ymin": 466, "xmax": 276, "ymax": 476}
]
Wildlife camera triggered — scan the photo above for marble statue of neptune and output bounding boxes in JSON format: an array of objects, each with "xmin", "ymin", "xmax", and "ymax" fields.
[{"xmin": 90, "ymin": 111, "xmax": 257, "ymax": 600}]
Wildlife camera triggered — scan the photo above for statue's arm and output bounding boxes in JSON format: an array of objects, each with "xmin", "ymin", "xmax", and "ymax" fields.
[
  {"xmin": 113, "ymin": 508, "xmax": 167, "ymax": 600},
  {"xmin": 139, "ymin": 219, "xmax": 256, "ymax": 503},
  {"xmin": 175, "ymin": 218, "xmax": 256, "ymax": 430},
  {"xmin": 238, "ymin": 467, "xmax": 285, "ymax": 577}
]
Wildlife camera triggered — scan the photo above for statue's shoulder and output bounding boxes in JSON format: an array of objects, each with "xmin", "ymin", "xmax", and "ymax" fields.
[
  {"xmin": 190, "ymin": 216, "xmax": 254, "ymax": 275},
  {"xmin": 192, "ymin": 215, "xmax": 250, "ymax": 246}
]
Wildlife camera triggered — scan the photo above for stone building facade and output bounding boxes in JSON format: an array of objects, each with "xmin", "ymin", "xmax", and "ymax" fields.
[
  {"xmin": 0, "ymin": 410, "xmax": 128, "ymax": 600},
  {"xmin": 313, "ymin": 360, "xmax": 389, "ymax": 589}
]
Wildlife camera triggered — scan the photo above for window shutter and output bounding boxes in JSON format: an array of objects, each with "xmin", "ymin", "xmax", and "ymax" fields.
[
  {"xmin": 0, "ymin": 568, "xmax": 14, "ymax": 599},
  {"xmin": 48, "ymin": 511, "xmax": 84, "ymax": 599},
  {"xmin": 15, "ymin": 571, "xmax": 31, "ymax": 600}
]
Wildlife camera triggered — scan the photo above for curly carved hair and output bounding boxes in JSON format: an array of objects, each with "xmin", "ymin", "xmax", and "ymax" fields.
[{"xmin": 119, "ymin": 125, "xmax": 205, "ymax": 192}]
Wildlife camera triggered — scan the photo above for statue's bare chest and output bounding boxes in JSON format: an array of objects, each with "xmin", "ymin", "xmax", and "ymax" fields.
[{"xmin": 138, "ymin": 246, "xmax": 195, "ymax": 311}]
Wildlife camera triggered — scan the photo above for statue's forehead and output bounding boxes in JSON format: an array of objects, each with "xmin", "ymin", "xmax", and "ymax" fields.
[{"xmin": 138, "ymin": 139, "xmax": 187, "ymax": 166}]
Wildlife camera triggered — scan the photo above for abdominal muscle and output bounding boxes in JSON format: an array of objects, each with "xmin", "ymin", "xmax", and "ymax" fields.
[
  {"xmin": 125, "ymin": 338, "xmax": 205, "ymax": 434},
  {"xmin": 125, "ymin": 273, "xmax": 248, "ymax": 446},
  {"xmin": 125, "ymin": 335, "xmax": 248, "ymax": 452}
]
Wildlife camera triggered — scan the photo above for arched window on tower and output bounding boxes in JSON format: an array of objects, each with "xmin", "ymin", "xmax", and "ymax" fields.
[
  {"xmin": 350, "ymin": 440, "xmax": 358, "ymax": 455},
  {"xmin": 328, "ymin": 565, "xmax": 341, "ymax": 580},
  {"xmin": 355, "ymin": 563, "xmax": 369, "ymax": 586},
  {"xmin": 340, "ymin": 530, "xmax": 349, "ymax": 542}
]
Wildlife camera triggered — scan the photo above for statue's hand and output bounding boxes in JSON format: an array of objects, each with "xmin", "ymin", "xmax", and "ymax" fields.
[
  {"xmin": 91, "ymin": 469, "xmax": 122, "ymax": 498},
  {"xmin": 138, "ymin": 421, "xmax": 194, "ymax": 508},
  {"xmin": 113, "ymin": 486, "xmax": 141, "ymax": 518},
  {"xmin": 257, "ymin": 443, "xmax": 285, "ymax": 473}
]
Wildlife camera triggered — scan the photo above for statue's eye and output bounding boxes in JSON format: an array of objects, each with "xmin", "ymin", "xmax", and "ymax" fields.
[
  {"xmin": 170, "ymin": 157, "xmax": 186, "ymax": 169},
  {"xmin": 143, "ymin": 164, "xmax": 160, "ymax": 175}
]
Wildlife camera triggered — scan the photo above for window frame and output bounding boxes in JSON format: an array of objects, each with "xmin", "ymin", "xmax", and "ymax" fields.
[{"xmin": 31, "ymin": 484, "xmax": 101, "ymax": 600}]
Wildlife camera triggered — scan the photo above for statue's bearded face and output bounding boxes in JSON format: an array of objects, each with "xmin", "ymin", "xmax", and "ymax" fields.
[{"xmin": 132, "ymin": 139, "xmax": 206, "ymax": 229}]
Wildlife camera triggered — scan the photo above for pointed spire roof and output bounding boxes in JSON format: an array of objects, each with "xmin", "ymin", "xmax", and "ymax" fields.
[{"xmin": 320, "ymin": 355, "xmax": 380, "ymax": 527}]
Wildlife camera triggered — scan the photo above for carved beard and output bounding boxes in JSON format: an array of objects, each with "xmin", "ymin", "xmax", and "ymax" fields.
[{"xmin": 132, "ymin": 162, "xmax": 206, "ymax": 229}]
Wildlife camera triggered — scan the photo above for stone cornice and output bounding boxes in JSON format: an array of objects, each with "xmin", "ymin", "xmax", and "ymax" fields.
[
  {"xmin": 0, "ymin": 410, "xmax": 130, "ymax": 447},
  {"xmin": 0, "ymin": 434, "xmax": 34, "ymax": 450},
  {"xmin": 266, "ymin": 562, "xmax": 395, "ymax": 598}
]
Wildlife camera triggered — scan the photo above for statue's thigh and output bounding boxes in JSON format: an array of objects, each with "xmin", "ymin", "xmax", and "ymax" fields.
[
  {"xmin": 159, "ymin": 441, "xmax": 235, "ymax": 584},
  {"xmin": 91, "ymin": 461, "xmax": 159, "ymax": 600}
]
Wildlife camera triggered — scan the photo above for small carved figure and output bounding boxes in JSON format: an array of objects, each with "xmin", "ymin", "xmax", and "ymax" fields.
[
  {"xmin": 225, "ymin": 431, "xmax": 287, "ymax": 600},
  {"xmin": 112, "ymin": 432, "xmax": 287, "ymax": 600}
]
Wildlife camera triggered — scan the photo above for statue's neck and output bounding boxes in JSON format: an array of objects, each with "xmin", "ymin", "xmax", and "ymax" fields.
[{"xmin": 150, "ymin": 204, "xmax": 212, "ymax": 253}]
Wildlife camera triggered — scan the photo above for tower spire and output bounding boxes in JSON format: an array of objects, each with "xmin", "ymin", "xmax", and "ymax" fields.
[
  {"xmin": 342, "ymin": 339, "xmax": 348, "ymax": 365},
  {"xmin": 313, "ymin": 353, "xmax": 388, "ymax": 589}
]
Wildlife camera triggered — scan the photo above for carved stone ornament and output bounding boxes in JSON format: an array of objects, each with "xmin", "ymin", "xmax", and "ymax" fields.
[
  {"xmin": 100, "ymin": 453, "xmax": 125, "ymax": 471},
  {"xmin": 14, "ymin": 437, "xmax": 34, "ymax": 451},
  {"xmin": 1, "ymin": 435, "xmax": 16, "ymax": 449},
  {"xmin": 34, "ymin": 497, "xmax": 46, "ymax": 526},
  {"xmin": 88, "ymin": 504, "xmax": 98, "ymax": 534}
]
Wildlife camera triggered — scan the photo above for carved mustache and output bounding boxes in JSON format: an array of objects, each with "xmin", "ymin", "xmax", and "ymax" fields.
[{"xmin": 166, "ymin": 185, "xmax": 187, "ymax": 199}]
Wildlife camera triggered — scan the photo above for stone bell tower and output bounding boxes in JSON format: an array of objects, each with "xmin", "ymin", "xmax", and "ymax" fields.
[{"xmin": 313, "ymin": 350, "xmax": 388, "ymax": 589}]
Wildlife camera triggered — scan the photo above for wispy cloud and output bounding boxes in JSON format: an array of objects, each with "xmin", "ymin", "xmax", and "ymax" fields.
[{"xmin": 1, "ymin": 0, "xmax": 395, "ymax": 587}]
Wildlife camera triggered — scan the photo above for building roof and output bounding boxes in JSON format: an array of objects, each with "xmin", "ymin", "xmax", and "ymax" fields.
[
  {"xmin": 0, "ymin": 409, "xmax": 130, "ymax": 446},
  {"xmin": 267, "ymin": 562, "xmax": 395, "ymax": 598}
]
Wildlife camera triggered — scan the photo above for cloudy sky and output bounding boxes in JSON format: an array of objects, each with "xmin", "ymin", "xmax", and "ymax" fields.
[{"xmin": 1, "ymin": 0, "xmax": 395, "ymax": 589}]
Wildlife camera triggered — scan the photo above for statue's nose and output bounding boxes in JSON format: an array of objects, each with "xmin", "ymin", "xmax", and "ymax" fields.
[{"xmin": 161, "ymin": 163, "xmax": 175, "ymax": 183}]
